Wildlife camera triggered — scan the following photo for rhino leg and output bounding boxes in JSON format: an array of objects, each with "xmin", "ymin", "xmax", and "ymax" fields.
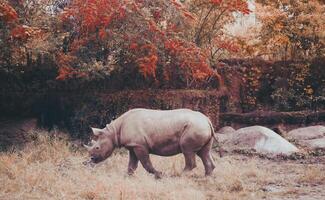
[
  {"xmin": 127, "ymin": 150, "xmax": 139, "ymax": 175},
  {"xmin": 183, "ymin": 152, "xmax": 196, "ymax": 171},
  {"xmin": 133, "ymin": 147, "xmax": 162, "ymax": 179},
  {"xmin": 197, "ymin": 138, "xmax": 215, "ymax": 176}
]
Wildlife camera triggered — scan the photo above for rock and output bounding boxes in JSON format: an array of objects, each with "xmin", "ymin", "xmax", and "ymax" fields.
[
  {"xmin": 217, "ymin": 126, "xmax": 236, "ymax": 134},
  {"xmin": 287, "ymin": 125, "xmax": 325, "ymax": 140},
  {"xmin": 222, "ymin": 126, "xmax": 299, "ymax": 156},
  {"xmin": 300, "ymin": 138, "xmax": 325, "ymax": 150},
  {"xmin": 287, "ymin": 126, "xmax": 325, "ymax": 151},
  {"xmin": 216, "ymin": 126, "xmax": 236, "ymax": 143}
]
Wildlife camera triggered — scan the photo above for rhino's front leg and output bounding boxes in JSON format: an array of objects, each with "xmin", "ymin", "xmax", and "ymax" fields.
[
  {"xmin": 133, "ymin": 146, "xmax": 162, "ymax": 179},
  {"xmin": 127, "ymin": 150, "xmax": 139, "ymax": 175}
]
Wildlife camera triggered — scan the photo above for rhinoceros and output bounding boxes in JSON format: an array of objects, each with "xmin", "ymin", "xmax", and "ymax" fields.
[{"xmin": 84, "ymin": 108, "xmax": 221, "ymax": 178}]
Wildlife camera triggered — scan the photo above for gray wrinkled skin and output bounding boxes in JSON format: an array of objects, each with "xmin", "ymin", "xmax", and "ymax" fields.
[{"xmin": 84, "ymin": 108, "xmax": 220, "ymax": 179}]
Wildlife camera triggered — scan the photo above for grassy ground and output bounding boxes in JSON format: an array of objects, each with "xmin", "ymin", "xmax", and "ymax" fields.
[{"xmin": 1, "ymin": 130, "xmax": 325, "ymax": 200}]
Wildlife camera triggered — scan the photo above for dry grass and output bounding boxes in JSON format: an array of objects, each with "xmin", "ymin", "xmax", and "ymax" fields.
[
  {"xmin": 298, "ymin": 166, "xmax": 325, "ymax": 185},
  {"xmin": 1, "ymin": 130, "xmax": 325, "ymax": 200}
]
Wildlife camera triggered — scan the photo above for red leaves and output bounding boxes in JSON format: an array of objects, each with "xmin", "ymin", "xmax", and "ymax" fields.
[
  {"xmin": 0, "ymin": 2, "xmax": 35, "ymax": 41},
  {"xmin": 11, "ymin": 26, "xmax": 28, "ymax": 39},
  {"xmin": 129, "ymin": 42, "xmax": 138, "ymax": 50},
  {"xmin": 136, "ymin": 44, "xmax": 158, "ymax": 79},
  {"xmin": 56, "ymin": 53, "xmax": 87, "ymax": 80},
  {"xmin": 57, "ymin": 0, "xmax": 219, "ymax": 83},
  {"xmin": 210, "ymin": 0, "xmax": 223, "ymax": 5},
  {"xmin": 62, "ymin": 0, "xmax": 127, "ymax": 36},
  {"xmin": 182, "ymin": 11, "xmax": 196, "ymax": 20},
  {"xmin": 148, "ymin": 20, "xmax": 165, "ymax": 36},
  {"xmin": 118, "ymin": 6, "xmax": 126, "ymax": 18},
  {"xmin": 164, "ymin": 39, "xmax": 182, "ymax": 54},
  {"xmin": 170, "ymin": 0, "xmax": 197, "ymax": 21},
  {"xmin": 214, "ymin": 38, "xmax": 240, "ymax": 53},
  {"xmin": 164, "ymin": 39, "xmax": 213, "ymax": 80},
  {"xmin": 10, "ymin": 25, "xmax": 35, "ymax": 41},
  {"xmin": 225, "ymin": 0, "xmax": 251, "ymax": 14},
  {"xmin": 152, "ymin": 9, "xmax": 162, "ymax": 20},
  {"xmin": 210, "ymin": 0, "xmax": 251, "ymax": 14},
  {"xmin": 98, "ymin": 28, "xmax": 107, "ymax": 40},
  {"xmin": 69, "ymin": 38, "xmax": 88, "ymax": 52},
  {"xmin": 137, "ymin": 54, "xmax": 158, "ymax": 78},
  {"xmin": 171, "ymin": 0, "xmax": 182, "ymax": 8},
  {"xmin": 56, "ymin": 66, "xmax": 75, "ymax": 80},
  {"xmin": 0, "ymin": 2, "xmax": 18, "ymax": 23}
]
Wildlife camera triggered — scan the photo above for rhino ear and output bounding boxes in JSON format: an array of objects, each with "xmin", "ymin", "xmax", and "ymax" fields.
[
  {"xmin": 91, "ymin": 127, "xmax": 103, "ymax": 136},
  {"xmin": 106, "ymin": 124, "xmax": 112, "ymax": 131}
]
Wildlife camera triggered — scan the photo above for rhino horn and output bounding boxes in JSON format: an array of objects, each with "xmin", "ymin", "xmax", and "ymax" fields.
[{"xmin": 83, "ymin": 144, "xmax": 92, "ymax": 151}]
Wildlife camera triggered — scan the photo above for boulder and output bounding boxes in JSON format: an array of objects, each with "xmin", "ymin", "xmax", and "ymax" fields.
[
  {"xmin": 216, "ymin": 126, "xmax": 236, "ymax": 143},
  {"xmin": 221, "ymin": 126, "xmax": 299, "ymax": 156},
  {"xmin": 287, "ymin": 126, "xmax": 325, "ymax": 151},
  {"xmin": 287, "ymin": 125, "xmax": 325, "ymax": 140},
  {"xmin": 300, "ymin": 138, "xmax": 325, "ymax": 150},
  {"xmin": 217, "ymin": 126, "xmax": 236, "ymax": 134}
]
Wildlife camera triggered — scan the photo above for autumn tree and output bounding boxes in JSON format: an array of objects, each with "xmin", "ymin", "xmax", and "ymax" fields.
[
  {"xmin": 187, "ymin": 0, "xmax": 251, "ymax": 64},
  {"xmin": 255, "ymin": 0, "xmax": 325, "ymax": 61},
  {"xmin": 56, "ymin": 0, "xmax": 223, "ymax": 87},
  {"xmin": 0, "ymin": 0, "xmax": 63, "ymax": 70},
  {"xmin": 1, "ymin": 0, "xmax": 251, "ymax": 88},
  {"xmin": 0, "ymin": 0, "xmax": 23, "ymax": 69}
]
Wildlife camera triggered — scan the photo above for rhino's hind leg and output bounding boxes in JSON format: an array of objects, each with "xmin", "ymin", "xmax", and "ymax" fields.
[
  {"xmin": 127, "ymin": 150, "xmax": 139, "ymax": 175},
  {"xmin": 197, "ymin": 139, "xmax": 215, "ymax": 176},
  {"xmin": 183, "ymin": 152, "xmax": 196, "ymax": 171},
  {"xmin": 133, "ymin": 147, "xmax": 162, "ymax": 179}
]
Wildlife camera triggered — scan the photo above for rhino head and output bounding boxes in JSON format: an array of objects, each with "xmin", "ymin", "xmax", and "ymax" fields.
[{"xmin": 84, "ymin": 127, "xmax": 115, "ymax": 164}]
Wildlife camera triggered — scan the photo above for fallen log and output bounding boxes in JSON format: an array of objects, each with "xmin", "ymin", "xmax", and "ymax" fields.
[{"xmin": 220, "ymin": 110, "xmax": 325, "ymax": 126}]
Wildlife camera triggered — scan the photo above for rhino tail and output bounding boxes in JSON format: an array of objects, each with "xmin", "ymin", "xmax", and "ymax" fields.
[{"xmin": 208, "ymin": 119, "xmax": 224, "ymax": 158}]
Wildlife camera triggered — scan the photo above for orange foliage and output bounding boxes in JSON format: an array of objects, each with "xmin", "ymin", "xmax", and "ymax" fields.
[
  {"xmin": 56, "ymin": 66, "xmax": 74, "ymax": 80},
  {"xmin": 57, "ymin": 0, "xmax": 222, "ymax": 84},
  {"xmin": 214, "ymin": 38, "xmax": 240, "ymax": 53},
  {"xmin": 69, "ymin": 38, "xmax": 88, "ymax": 52},
  {"xmin": 164, "ymin": 39, "xmax": 213, "ymax": 80},
  {"xmin": 136, "ymin": 44, "xmax": 158, "ymax": 79},
  {"xmin": 225, "ymin": 0, "xmax": 251, "ymax": 14},
  {"xmin": 210, "ymin": 0, "xmax": 223, "ymax": 5},
  {"xmin": 171, "ymin": 0, "xmax": 182, "ymax": 8},
  {"xmin": 1, "ymin": 2, "xmax": 39, "ymax": 42},
  {"xmin": 170, "ymin": 0, "xmax": 197, "ymax": 21},
  {"xmin": 148, "ymin": 20, "xmax": 165, "ymax": 36},
  {"xmin": 0, "ymin": 2, "xmax": 18, "ymax": 23},
  {"xmin": 129, "ymin": 42, "xmax": 138, "ymax": 50},
  {"xmin": 61, "ymin": 0, "xmax": 127, "ymax": 36},
  {"xmin": 55, "ymin": 53, "xmax": 83, "ymax": 80},
  {"xmin": 10, "ymin": 26, "xmax": 33, "ymax": 41}
]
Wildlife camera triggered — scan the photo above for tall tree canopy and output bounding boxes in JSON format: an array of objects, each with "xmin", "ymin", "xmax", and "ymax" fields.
[
  {"xmin": 56, "ymin": 0, "xmax": 251, "ymax": 85},
  {"xmin": 1, "ymin": 0, "xmax": 252, "ymax": 86}
]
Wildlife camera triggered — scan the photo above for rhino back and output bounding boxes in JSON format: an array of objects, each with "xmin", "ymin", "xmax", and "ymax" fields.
[{"xmin": 119, "ymin": 109, "xmax": 211, "ymax": 155}]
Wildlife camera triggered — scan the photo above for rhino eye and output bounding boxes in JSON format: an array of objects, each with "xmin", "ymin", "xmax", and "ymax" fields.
[{"xmin": 95, "ymin": 146, "xmax": 100, "ymax": 150}]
